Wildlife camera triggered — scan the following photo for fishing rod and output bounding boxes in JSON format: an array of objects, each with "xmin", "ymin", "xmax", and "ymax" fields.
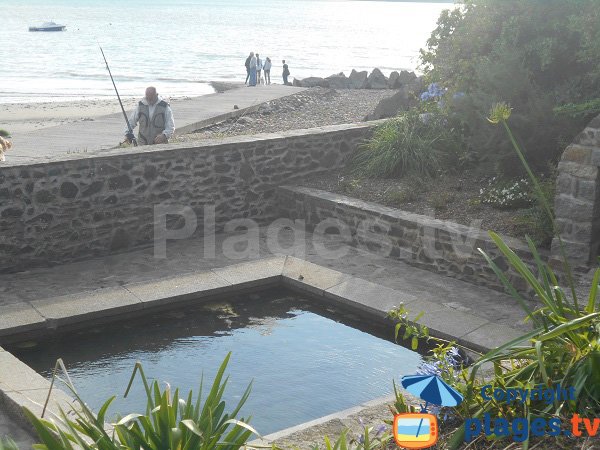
[{"xmin": 99, "ymin": 45, "xmax": 137, "ymax": 146}]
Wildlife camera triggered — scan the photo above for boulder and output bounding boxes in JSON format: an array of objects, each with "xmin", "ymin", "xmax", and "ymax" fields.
[
  {"xmin": 398, "ymin": 70, "xmax": 418, "ymax": 86},
  {"xmin": 325, "ymin": 72, "xmax": 350, "ymax": 89},
  {"xmin": 292, "ymin": 78, "xmax": 302, "ymax": 87},
  {"xmin": 364, "ymin": 87, "xmax": 418, "ymax": 121},
  {"xmin": 388, "ymin": 71, "xmax": 400, "ymax": 89},
  {"xmin": 348, "ymin": 69, "xmax": 368, "ymax": 89},
  {"xmin": 296, "ymin": 77, "xmax": 330, "ymax": 88},
  {"xmin": 366, "ymin": 68, "xmax": 388, "ymax": 89}
]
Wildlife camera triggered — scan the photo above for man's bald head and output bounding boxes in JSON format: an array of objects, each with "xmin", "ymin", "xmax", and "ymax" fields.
[{"xmin": 145, "ymin": 86, "xmax": 158, "ymax": 105}]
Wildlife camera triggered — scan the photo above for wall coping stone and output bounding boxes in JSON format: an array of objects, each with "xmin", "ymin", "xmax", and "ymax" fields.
[
  {"xmin": 0, "ymin": 121, "xmax": 386, "ymax": 169},
  {"xmin": 283, "ymin": 185, "xmax": 536, "ymax": 256}
]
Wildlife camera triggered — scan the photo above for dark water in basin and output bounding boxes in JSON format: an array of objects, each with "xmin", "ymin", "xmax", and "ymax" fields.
[{"xmin": 12, "ymin": 290, "xmax": 422, "ymax": 435}]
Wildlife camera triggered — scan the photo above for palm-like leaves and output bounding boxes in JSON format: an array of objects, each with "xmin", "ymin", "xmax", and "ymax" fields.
[{"xmin": 25, "ymin": 352, "xmax": 259, "ymax": 450}]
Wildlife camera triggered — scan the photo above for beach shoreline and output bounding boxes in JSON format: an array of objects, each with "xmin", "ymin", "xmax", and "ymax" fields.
[{"xmin": 0, "ymin": 82, "xmax": 248, "ymax": 135}]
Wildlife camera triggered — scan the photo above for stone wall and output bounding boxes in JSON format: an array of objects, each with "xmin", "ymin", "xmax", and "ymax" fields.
[
  {"xmin": 277, "ymin": 185, "xmax": 544, "ymax": 293},
  {"xmin": 552, "ymin": 114, "xmax": 600, "ymax": 265},
  {"xmin": 0, "ymin": 123, "xmax": 378, "ymax": 273}
]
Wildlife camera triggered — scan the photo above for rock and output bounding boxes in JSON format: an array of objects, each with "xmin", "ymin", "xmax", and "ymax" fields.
[
  {"xmin": 366, "ymin": 68, "xmax": 388, "ymax": 89},
  {"xmin": 364, "ymin": 87, "xmax": 417, "ymax": 121},
  {"xmin": 388, "ymin": 71, "xmax": 400, "ymax": 89},
  {"xmin": 236, "ymin": 116, "xmax": 254, "ymax": 124},
  {"xmin": 398, "ymin": 70, "xmax": 418, "ymax": 86},
  {"xmin": 325, "ymin": 72, "xmax": 350, "ymax": 89},
  {"xmin": 233, "ymin": 104, "xmax": 239, "ymax": 110},
  {"xmin": 297, "ymin": 77, "xmax": 330, "ymax": 88},
  {"xmin": 293, "ymin": 78, "xmax": 302, "ymax": 87},
  {"xmin": 348, "ymin": 69, "xmax": 368, "ymax": 89}
]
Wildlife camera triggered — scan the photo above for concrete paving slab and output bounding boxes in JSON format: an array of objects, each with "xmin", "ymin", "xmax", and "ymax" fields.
[
  {"xmin": 211, "ymin": 256, "xmax": 285, "ymax": 287},
  {"xmin": 461, "ymin": 322, "xmax": 530, "ymax": 353},
  {"xmin": 1, "ymin": 387, "xmax": 77, "ymax": 428},
  {"xmin": 282, "ymin": 257, "xmax": 351, "ymax": 296},
  {"xmin": 29, "ymin": 287, "xmax": 142, "ymax": 327},
  {"xmin": 417, "ymin": 306, "xmax": 489, "ymax": 344},
  {"xmin": 324, "ymin": 277, "xmax": 418, "ymax": 317},
  {"xmin": 124, "ymin": 270, "xmax": 233, "ymax": 307},
  {"xmin": 0, "ymin": 303, "xmax": 46, "ymax": 337},
  {"xmin": 0, "ymin": 407, "xmax": 36, "ymax": 448},
  {"xmin": 8, "ymin": 85, "xmax": 306, "ymax": 164},
  {"xmin": 0, "ymin": 351, "xmax": 51, "ymax": 392}
]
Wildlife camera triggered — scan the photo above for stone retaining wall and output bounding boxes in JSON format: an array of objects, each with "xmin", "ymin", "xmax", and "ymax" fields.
[
  {"xmin": 0, "ymin": 123, "xmax": 379, "ymax": 273},
  {"xmin": 277, "ymin": 185, "xmax": 544, "ymax": 293}
]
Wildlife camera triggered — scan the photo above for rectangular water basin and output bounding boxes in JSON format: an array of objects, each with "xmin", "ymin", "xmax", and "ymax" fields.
[{"xmin": 9, "ymin": 289, "xmax": 423, "ymax": 435}]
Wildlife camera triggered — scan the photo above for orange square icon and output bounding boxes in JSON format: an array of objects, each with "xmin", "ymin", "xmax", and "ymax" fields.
[{"xmin": 393, "ymin": 413, "xmax": 438, "ymax": 449}]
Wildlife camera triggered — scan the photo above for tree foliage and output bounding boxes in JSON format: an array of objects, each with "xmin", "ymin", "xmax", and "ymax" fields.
[{"xmin": 419, "ymin": 0, "xmax": 600, "ymax": 174}]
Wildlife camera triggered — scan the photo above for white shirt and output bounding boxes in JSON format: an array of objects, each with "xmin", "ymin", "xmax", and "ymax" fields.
[{"xmin": 126, "ymin": 95, "xmax": 175, "ymax": 139}]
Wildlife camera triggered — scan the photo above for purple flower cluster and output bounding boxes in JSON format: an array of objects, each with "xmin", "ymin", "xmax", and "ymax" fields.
[{"xmin": 420, "ymin": 83, "xmax": 446, "ymax": 102}]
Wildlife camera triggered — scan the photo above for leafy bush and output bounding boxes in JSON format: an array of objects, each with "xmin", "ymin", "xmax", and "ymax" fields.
[
  {"xmin": 420, "ymin": 0, "xmax": 600, "ymax": 174},
  {"xmin": 0, "ymin": 438, "xmax": 18, "ymax": 450},
  {"xmin": 350, "ymin": 110, "xmax": 465, "ymax": 178},
  {"xmin": 0, "ymin": 129, "xmax": 10, "ymax": 138},
  {"xmin": 513, "ymin": 174, "xmax": 556, "ymax": 247},
  {"xmin": 310, "ymin": 425, "xmax": 390, "ymax": 450},
  {"xmin": 25, "ymin": 353, "xmax": 258, "ymax": 450},
  {"xmin": 388, "ymin": 106, "xmax": 599, "ymax": 449},
  {"xmin": 385, "ymin": 188, "xmax": 417, "ymax": 206},
  {"xmin": 429, "ymin": 191, "xmax": 455, "ymax": 211}
]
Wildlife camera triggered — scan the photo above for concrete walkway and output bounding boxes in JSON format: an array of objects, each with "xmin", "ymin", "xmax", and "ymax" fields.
[
  {"xmin": 0, "ymin": 229, "xmax": 532, "ymax": 446},
  {"xmin": 0, "ymin": 228, "xmax": 531, "ymax": 337},
  {"xmin": 8, "ymin": 85, "xmax": 306, "ymax": 164}
]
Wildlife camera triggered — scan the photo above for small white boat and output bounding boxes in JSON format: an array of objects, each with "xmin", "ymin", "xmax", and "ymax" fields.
[{"xmin": 29, "ymin": 21, "xmax": 66, "ymax": 32}]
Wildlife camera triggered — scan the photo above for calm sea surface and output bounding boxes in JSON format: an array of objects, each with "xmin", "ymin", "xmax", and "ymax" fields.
[{"xmin": 1, "ymin": 0, "xmax": 453, "ymax": 103}]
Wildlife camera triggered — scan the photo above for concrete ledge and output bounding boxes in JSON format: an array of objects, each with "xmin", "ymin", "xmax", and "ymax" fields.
[
  {"xmin": 29, "ymin": 287, "xmax": 143, "ymax": 328},
  {"xmin": 0, "ymin": 347, "xmax": 76, "ymax": 435},
  {"xmin": 0, "ymin": 257, "xmax": 527, "ymax": 442}
]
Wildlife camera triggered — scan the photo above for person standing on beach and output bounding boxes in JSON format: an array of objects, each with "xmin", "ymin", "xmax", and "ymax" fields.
[
  {"xmin": 263, "ymin": 57, "xmax": 272, "ymax": 85},
  {"xmin": 244, "ymin": 52, "xmax": 252, "ymax": 84},
  {"xmin": 125, "ymin": 86, "xmax": 174, "ymax": 145},
  {"xmin": 248, "ymin": 52, "xmax": 257, "ymax": 86},
  {"xmin": 256, "ymin": 53, "xmax": 263, "ymax": 85},
  {"xmin": 282, "ymin": 60, "xmax": 290, "ymax": 85}
]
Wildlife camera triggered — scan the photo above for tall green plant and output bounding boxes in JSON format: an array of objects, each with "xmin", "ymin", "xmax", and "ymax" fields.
[
  {"xmin": 350, "ymin": 111, "xmax": 463, "ymax": 178},
  {"xmin": 25, "ymin": 353, "xmax": 259, "ymax": 450}
]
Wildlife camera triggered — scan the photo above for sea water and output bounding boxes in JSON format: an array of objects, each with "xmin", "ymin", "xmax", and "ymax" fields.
[{"xmin": 0, "ymin": 0, "xmax": 454, "ymax": 103}]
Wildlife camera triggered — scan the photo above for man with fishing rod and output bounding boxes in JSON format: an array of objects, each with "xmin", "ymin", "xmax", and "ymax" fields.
[
  {"xmin": 100, "ymin": 46, "xmax": 174, "ymax": 146},
  {"xmin": 123, "ymin": 86, "xmax": 175, "ymax": 145}
]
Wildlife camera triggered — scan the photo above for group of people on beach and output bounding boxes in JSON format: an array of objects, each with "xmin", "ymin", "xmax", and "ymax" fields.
[{"xmin": 244, "ymin": 52, "xmax": 290, "ymax": 86}]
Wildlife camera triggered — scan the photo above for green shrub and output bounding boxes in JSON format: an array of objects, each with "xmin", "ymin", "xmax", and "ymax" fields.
[
  {"xmin": 420, "ymin": 1, "xmax": 600, "ymax": 175},
  {"xmin": 513, "ymin": 174, "xmax": 556, "ymax": 247},
  {"xmin": 337, "ymin": 176, "xmax": 361, "ymax": 194},
  {"xmin": 0, "ymin": 129, "xmax": 10, "ymax": 138},
  {"xmin": 350, "ymin": 111, "xmax": 464, "ymax": 179},
  {"xmin": 310, "ymin": 425, "xmax": 391, "ymax": 450},
  {"xmin": 25, "ymin": 353, "xmax": 258, "ymax": 450},
  {"xmin": 429, "ymin": 192, "xmax": 455, "ymax": 211},
  {"xmin": 0, "ymin": 438, "xmax": 18, "ymax": 450},
  {"xmin": 385, "ymin": 188, "xmax": 417, "ymax": 206},
  {"xmin": 389, "ymin": 106, "xmax": 600, "ymax": 449}
]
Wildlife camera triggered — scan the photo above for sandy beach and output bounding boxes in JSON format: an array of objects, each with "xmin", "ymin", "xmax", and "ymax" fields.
[{"xmin": 1, "ymin": 98, "xmax": 141, "ymax": 134}]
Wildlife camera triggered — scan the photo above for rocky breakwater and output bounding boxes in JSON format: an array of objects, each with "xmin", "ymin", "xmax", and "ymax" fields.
[
  {"xmin": 293, "ymin": 68, "xmax": 421, "ymax": 90},
  {"xmin": 292, "ymin": 69, "xmax": 424, "ymax": 121}
]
